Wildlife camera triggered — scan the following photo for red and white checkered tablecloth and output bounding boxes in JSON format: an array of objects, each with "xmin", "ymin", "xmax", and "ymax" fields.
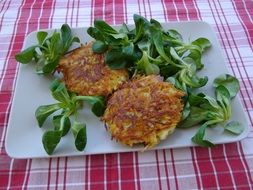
[{"xmin": 0, "ymin": 0, "xmax": 253, "ymax": 189}]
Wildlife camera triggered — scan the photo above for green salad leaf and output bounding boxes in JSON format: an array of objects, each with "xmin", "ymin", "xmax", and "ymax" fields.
[
  {"xmin": 179, "ymin": 74, "xmax": 243, "ymax": 147},
  {"xmin": 15, "ymin": 24, "xmax": 80, "ymax": 74},
  {"xmin": 35, "ymin": 104, "xmax": 61, "ymax": 127},
  {"xmin": 191, "ymin": 123, "xmax": 214, "ymax": 147},
  {"xmin": 72, "ymin": 122, "xmax": 87, "ymax": 151},
  {"xmin": 213, "ymin": 74, "xmax": 240, "ymax": 98},
  {"xmin": 53, "ymin": 115, "xmax": 71, "ymax": 136},
  {"xmin": 42, "ymin": 130, "xmax": 62, "ymax": 155},
  {"xmin": 35, "ymin": 79, "xmax": 106, "ymax": 155},
  {"xmin": 15, "ymin": 46, "xmax": 37, "ymax": 64},
  {"xmin": 225, "ymin": 121, "xmax": 244, "ymax": 135}
]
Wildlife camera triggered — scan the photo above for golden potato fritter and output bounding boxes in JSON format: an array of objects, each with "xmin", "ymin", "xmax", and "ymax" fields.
[
  {"xmin": 57, "ymin": 43, "xmax": 129, "ymax": 97},
  {"xmin": 103, "ymin": 75, "xmax": 185, "ymax": 148}
]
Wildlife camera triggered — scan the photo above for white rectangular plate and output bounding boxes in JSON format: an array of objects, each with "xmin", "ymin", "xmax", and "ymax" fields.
[{"xmin": 5, "ymin": 21, "xmax": 250, "ymax": 158}]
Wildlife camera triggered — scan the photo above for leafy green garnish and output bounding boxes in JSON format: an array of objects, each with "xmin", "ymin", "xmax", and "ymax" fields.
[
  {"xmin": 71, "ymin": 122, "xmax": 87, "ymax": 151},
  {"xmin": 179, "ymin": 74, "xmax": 243, "ymax": 147},
  {"xmin": 191, "ymin": 123, "xmax": 214, "ymax": 147},
  {"xmin": 53, "ymin": 115, "xmax": 71, "ymax": 136},
  {"xmin": 73, "ymin": 95, "xmax": 106, "ymax": 117},
  {"xmin": 35, "ymin": 79, "xmax": 106, "ymax": 155},
  {"xmin": 15, "ymin": 46, "xmax": 37, "ymax": 63},
  {"xmin": 191, "ymin": 38, "xmax": 211, "ymax": 52},
  {"xmin": 92, "ymin": 40, "xmax": 108, "ymax": 53},
  {"xmin": 87, "ymin": 14, "xmax": 211, "ymax": 90},
  {"xmin": 42, "ymin": 130, "xmax": 62, "ymax": 155},
  {"xmin": 225, "ymin": 121, "xmax": 244, "ymax": 135},
  {"xmin": 136, "ymin": 51, "xmax": 160, "ymax": 75},
  {"xmin": 213, "ymin": 74, "xmax": 240, "ymax": 98},
  {"xmin": 35, "ymin": 104, "xmax": 61, "ymax": 127},
  {"xmin": 15, "ymin": 24, "xmax": 80, "ymax": 74}
]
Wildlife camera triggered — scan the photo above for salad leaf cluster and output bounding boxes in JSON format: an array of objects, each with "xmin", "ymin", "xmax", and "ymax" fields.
[
  {"xmin": 179, "ymin": 74, "xmax": 244, "ymax": 147},
  {"xmin": 88, "ymin": 14, "xmax": 211, "ymax": 90},
  {"xmin": 15, "ymin": 24, "xmax": 80, "ymax": 74},
  {"xmin": 36, "ymin": 79, "xmax": 106, "ymax": 155}
]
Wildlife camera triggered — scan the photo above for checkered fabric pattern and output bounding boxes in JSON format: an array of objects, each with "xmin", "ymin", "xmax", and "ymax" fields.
[{"xmin": 0, "ymin": 0, "xmax": 252, "ymax": 189}]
